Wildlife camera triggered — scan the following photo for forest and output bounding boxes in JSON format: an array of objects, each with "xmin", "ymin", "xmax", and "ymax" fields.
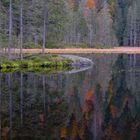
[
  {"xmin": 1, "ymin": 1, "xmax": 140, "ymax": 140},
  {"xmin": 0, "ymin": 0, "xmax": 140, "ymax": 55}
]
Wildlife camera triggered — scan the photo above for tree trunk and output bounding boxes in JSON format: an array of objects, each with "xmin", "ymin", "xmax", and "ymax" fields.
[
  {"xmin": 8, "ymin": 74, "xmax": 12, "ymax": 139},
  {"xmin": 8, "ymin": 0, "xmax": 13, "ymax": 59},
  {"xmin": 42, "ymin": 1, "xmax": 48, "ymax": 54},
  {"xmin": 20, "ymin": 0, "xmax": 23, "ymax": 59},
  {"xmin": 20, "ymin": 72, "xmax": 23, "ymax": 127},
  {"xmin": 0, "ymin": 74, "xmax": 1, "ymax": 139}
]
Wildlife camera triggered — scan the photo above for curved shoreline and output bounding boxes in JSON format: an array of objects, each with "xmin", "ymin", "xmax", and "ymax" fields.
[
  {"xmin": 0, "ymin": 54, "xmax": 93, "ymax": 74},
  {"xmin": 0, "ymin": 55, "xmax": 72, "ymax": 73},
  {"xmin": 60, "ymin": 55, "xmax": 93, "ymax": 67},
  {"xmin": 60, "ymin": 55, "xmax": 93, "ymax": 74}
]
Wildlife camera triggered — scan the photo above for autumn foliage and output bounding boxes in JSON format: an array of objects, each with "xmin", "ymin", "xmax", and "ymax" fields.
[
  {"xmin": 86, "ymin": 0, "xmax": 96, "ymax": 9},
  {"xmin": 60, "ymin": 127, "xmax": 67, "ymax": 139},
  {"xmin": 85, "ymin": 90, "xmax": 94, "ymax": 101},
  {"xmin": 110, "ymin": 105, "xmax": 117, "ymax": 119},
  {"xmin": 83, "ymin": 90, "xmax": 94, "ymax": 114},
  {"xmin": 71, "ymin": 120, "xmax": 78, "ymax": 139}
]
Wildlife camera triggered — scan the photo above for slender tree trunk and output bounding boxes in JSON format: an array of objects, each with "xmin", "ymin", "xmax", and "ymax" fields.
[
  {"xmin": 133, "ymin": 2, "xmax": 137, "ymax": 47},
  {"xmin": 8, "ymin": 74, "xmax": 12, "ymax": 140},
  {"xmin": 42, "ymin": 1, "xmax": 48, "ymax": 54},
  {"xmin": 42, "ymin": 76, "xmax": 46, "ymax": 116},
  {"xmin": 8, "ymin": 0, "xmax": 13, "ymax": 59},
  {"xmin": 0, "ymin": 74, "xmax": 1, "ymax": 140},
  {"xmin": 20, "ymin": 0, "xmax": 23, "ymax": 59},
  {"xmin": 0, "ymin": 14, "xmax": 2, "ymax": 56},
  {"xmin": 89, "ymin": 24, "xmax": 93, "ymax": 47},
  {"xmin": 130, "ymin": 14, "xmax": 133, "ymax": 46},
  {"xmin": 20, "ymin": 72, "xmax": 23, "ymax": 127}
]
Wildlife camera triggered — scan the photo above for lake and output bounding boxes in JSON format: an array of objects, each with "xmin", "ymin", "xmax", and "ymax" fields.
[{"xmin": 0, "ymin": 54, "xmax": 140, "ymax": 140}]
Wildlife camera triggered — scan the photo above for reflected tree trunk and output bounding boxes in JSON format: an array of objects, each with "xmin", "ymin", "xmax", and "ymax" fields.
[
  {"xmin": 42, "ymin": 75, "xmax": 47, "ymax": 130},
  {"xmin": 0, "ymin": 74, "xmax": 1, "ymax": 139},
  {"xmin": 93, "ymin": 90, "xmax": 97, "ymax": 140},
  {"xmin": 20, "ymin": 72, "xmax": 23, "ymax": 127},
  {"xmin": 8, "ymin": 74, "xmax": 12, "ymax": 140},
  {"xmin": 64, "ymin": 74, "xmax": 69, "ymax": 97},
  {"xmin": 42, "ymin": 76, "xmax": 46, "ymax": 114}
]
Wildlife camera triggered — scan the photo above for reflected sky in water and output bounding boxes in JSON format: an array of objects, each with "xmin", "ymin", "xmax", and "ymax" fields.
[{"xmin": 0, "ymin": 54, "xmax": 140, "ymax": 140}]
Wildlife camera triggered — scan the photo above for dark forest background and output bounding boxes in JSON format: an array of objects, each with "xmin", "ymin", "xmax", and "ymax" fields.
[{"xmin": 0, "ymin": 0, "xmax": 140, "ymax": 50}]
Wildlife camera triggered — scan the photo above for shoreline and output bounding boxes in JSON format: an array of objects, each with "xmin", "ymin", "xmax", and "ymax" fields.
[
  {"xmin": 0, "ymin": 54, "xmax": 93, "ymax": 73},
  {"xmin": 1, "ymin": 47, "xmax": 140, "ymax": 54}
]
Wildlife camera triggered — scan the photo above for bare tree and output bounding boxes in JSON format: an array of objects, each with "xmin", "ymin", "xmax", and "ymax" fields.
[
  {"xmin": 42, "ymin": 0, "xmax": 48, "ymax": 54},
  {"xmin": 0, "ymin": 74, "xmax": 1, "ymax": 140},
  {"xmin": 20, "ymin": 0, "xmax": 23, "ymax": 59},
  {"xmin": 8, "ymin": 0, "xmax": 13, "ymax": 59}
]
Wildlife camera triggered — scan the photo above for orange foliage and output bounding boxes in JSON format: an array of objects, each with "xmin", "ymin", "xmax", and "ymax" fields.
[
  {"xmin": 85, "ymin": 90, "xmax": 94, "ymax": 101},
  {"xmin": 60, "ymin": 127, "xmax": 67, "ymax": 138},
  {"xmin": 86, "ymin": 0, "xmax": 96, "ymax": 9},
  {"xmin": 110, "ymin": 105, "xmax": 117, "ymax": 119},
  {"xmin": 79, "ymin": 129, "xmax": 84, "ymax": 140},
  {"xmin": 83, "ymin": 90, "xmax": 94, "ymax": 113},
  {"xmin": 108, "ymin": 81, "xmax": 113, "ymax": 103},
  {"xmin": 83, "ymin": 102, "xmax": 90, "ymax": 113},
  {"xmin": 71, "ymin": 120, "xmax": 78, "ymax": 139}
]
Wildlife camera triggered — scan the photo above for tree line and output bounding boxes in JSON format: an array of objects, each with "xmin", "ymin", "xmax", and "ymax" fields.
[{"xmin": 0, "ymin": 0, "xmax": 140, "ymax": 59}]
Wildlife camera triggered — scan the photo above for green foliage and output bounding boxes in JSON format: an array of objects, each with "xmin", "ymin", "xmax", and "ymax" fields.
[
  {"xmin": 0, "ymin": 35, "xmax": 8, "ymax": 48},
  {"xmin": 0, "ymin": 55, "xmax": 72, "ymax": 72},
  {"xmin": 24, "ymin": 42, "xmax": 41, "ymax": 49},
  {"xmin": 1, "ymin": 0, "xmax": 9, "ymax": 8},
  {"xmin": 47, "ymin": 0, "xmax": 67, "ymax": 43},
  {"xmin": 0, "ymin": 0, "xmax": 138, "ymax": 49},
  {"xmin": 94, "ymin": 44, "xmax": 113, "ymax": 48},
  {"xmin": 55, "ymin": 43, "xmax": 88, "ymax": 48},
  {"xmin": 112, "ymin": 0, "xmax": 131, "ymax": 46},
  {"xmin": 46, "ymin": 42, "xmax": 56, "ymax": 48},
  {"xmin": 108, "ymin": 0, "xmax": 116, "ymax": 19}
]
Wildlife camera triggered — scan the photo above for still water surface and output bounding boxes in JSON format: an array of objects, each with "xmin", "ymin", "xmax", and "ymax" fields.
[{"xmin": 0, "ymin": 54, "xmax": 140, "ymax": 140}]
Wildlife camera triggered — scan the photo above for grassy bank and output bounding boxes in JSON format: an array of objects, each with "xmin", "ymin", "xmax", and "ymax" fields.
[{"xmin": 0, "ymin": 55, "xmax": 73, "ymax": 73}]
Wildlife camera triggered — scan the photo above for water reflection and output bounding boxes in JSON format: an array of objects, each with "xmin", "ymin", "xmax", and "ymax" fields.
[{"xmin": 0, "ymin": 54, "xmax": 140, "ymax": 140}]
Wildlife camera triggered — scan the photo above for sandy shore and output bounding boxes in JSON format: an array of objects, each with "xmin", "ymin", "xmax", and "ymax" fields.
[{"xmin": 1, "ymin": 47, "xmax": 140, "ymax": 54}]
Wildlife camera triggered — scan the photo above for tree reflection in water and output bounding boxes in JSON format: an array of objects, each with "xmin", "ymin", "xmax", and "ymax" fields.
[{"xmin": 0, "ymin": 54, "xmax": 140, "ymax": 140}]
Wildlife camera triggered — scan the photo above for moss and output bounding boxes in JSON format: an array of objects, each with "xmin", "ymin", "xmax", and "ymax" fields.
[
  {"xmin": 11, "ymin": 61, "xmax": 20, "ymax": 68},
  {"xmin": 0, "ymin": 55, "xmax": 73, "ymax": 73}
]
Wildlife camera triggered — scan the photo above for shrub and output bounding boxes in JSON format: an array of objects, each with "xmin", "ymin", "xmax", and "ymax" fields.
[{"xmin": 24, "ymin": 42, "xmax": 41, "ymax": 49}]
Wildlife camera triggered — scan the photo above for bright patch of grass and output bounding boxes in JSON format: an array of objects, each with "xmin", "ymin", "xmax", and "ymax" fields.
[{"xmin": 0, "ymin": 55, "xmax": 72, "ymax": 73}]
